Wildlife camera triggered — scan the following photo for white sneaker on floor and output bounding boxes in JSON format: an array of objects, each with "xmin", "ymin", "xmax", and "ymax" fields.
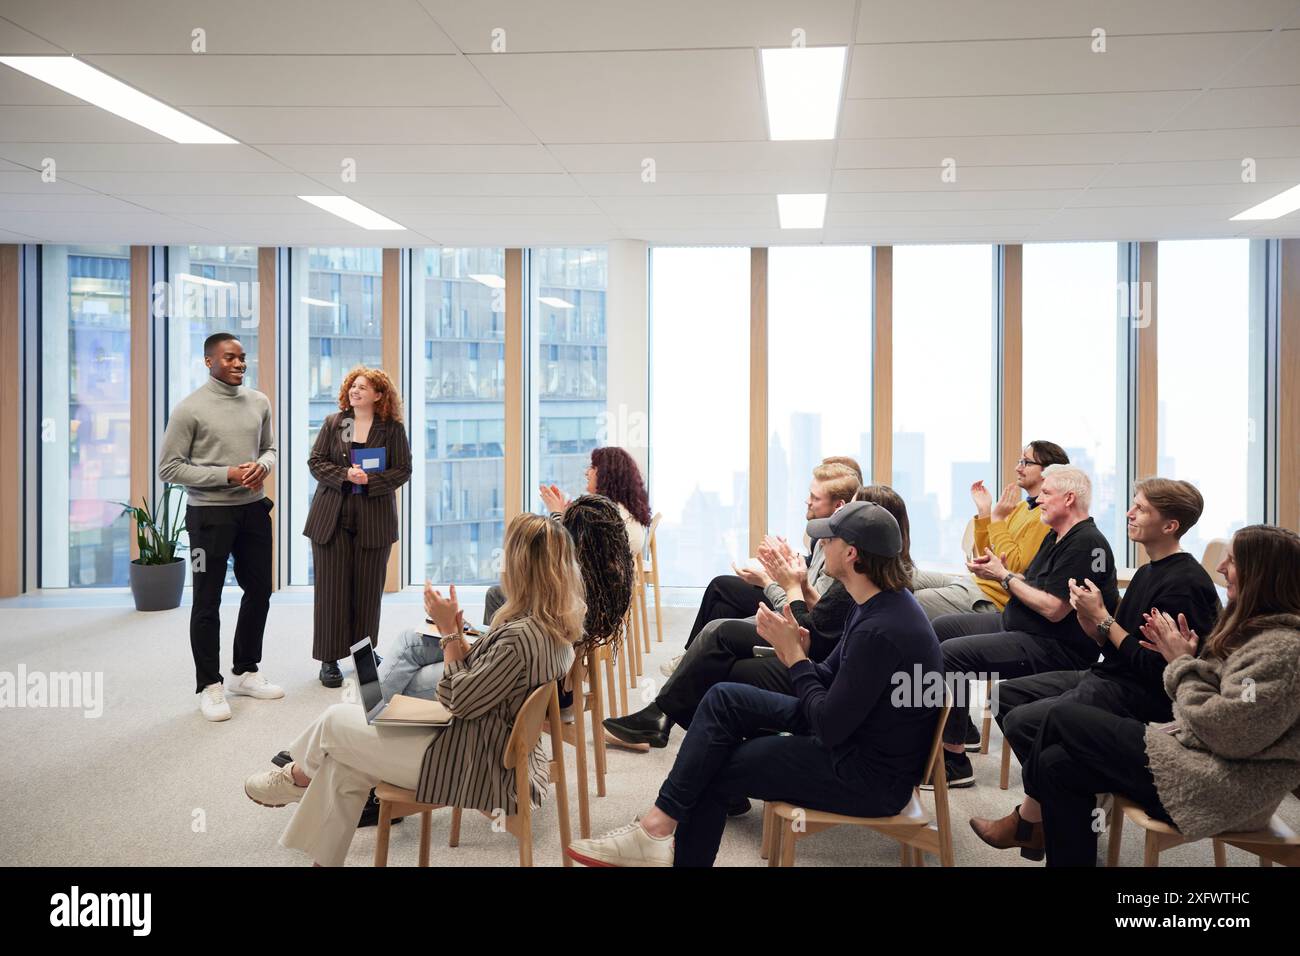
[
  {"xmin": 566, "ymin": 818, "xmax": 674, "ymax": 867},
  {"xmin": 227, "ymin": 670, "xmax": 284, "ymax": 699},
  {"xmin": 198, "ymin": 682, "xmax": 231, "ymax": 722},
  {"xmin": 244, "ymin": 763, "xmax": 306, "ymax": 808},
  {"xmin": 660, "ymin": 654, "xmax": 683, "ymax": 678}
]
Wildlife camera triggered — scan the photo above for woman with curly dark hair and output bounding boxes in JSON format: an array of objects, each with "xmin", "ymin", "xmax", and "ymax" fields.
[{"xmin": 540, "ymin": 446, "xmax": 651, "ymax": 556}]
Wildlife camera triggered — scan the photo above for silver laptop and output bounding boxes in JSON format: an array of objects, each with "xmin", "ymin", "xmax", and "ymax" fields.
[{"xmin": 349, "ymin": 637, "xmax": 450, "ymax": 726}]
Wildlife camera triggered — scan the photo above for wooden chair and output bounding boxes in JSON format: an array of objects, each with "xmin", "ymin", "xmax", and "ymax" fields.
[
  {"xmin": 642, "ymin": 512, "xmax": 664, "ymax": 644},
  {"xmin": 1106, "ymin": 794, "xmax": 1299, "ymax": 867},
  {"xmin": 1200, "ymin": 538, "xmax": 1228, "ymax": 587},
  {"xmin": 761, "ymin": 689, "xmax": 955, "ymax": 867},
  {"xmin": 544, "ymin": 648, "xmax": 609, "ymax": 839},
  {"xmin": 961, "ymin": 516, "xmax": 977, "ymax": 561},
  {"xmin": 373, "ymin": 682, "xmax": 572, "ymax": 867}
]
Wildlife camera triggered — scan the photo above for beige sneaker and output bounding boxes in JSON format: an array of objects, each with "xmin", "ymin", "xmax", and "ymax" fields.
[
  {"xmin": 227, "ymin": 670, "xmax": 284, "ymax": 699},
  {"xmin": 198, "ymin": 682, "xmax": 231, "ymax": 721},
  {"xmin": 567, "ymin": 818, "xmax": 674, "ymax": 867},
  {"xmin": 659, "ymin": 654, "xmax": 683, "ymax": 678},
  {"xmin": 244, "ymin": 763, "xmax": 306, "ymax": 808}
]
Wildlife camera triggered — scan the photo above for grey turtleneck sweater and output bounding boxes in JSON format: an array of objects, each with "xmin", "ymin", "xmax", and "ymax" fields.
[{"xmin": 158, "ymin": 377, "xmax": 277, "ymax": 506}]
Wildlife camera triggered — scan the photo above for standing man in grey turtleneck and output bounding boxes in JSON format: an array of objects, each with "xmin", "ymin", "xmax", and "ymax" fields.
[{"xmin": 159, "ymin": 332, "xmax": 283, "ymax": 722}]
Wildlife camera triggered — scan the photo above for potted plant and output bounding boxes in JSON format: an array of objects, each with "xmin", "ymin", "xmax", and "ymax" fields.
[{"xmin": 119, "ymin": 485, "xmax": 187, "ymax": 611}]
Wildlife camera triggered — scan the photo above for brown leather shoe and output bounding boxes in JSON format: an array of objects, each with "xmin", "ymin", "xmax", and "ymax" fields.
[{"xmin": 969, "ymin": 805, "xmax": 1045, "ymax": 861}]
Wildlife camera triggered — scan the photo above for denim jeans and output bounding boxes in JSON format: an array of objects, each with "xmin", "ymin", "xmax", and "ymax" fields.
[{"xmin": 378, "ymin": 627, "xmax": 445, "ymax": 701}]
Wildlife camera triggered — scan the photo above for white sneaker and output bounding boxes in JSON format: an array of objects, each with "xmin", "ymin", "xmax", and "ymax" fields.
[
  {"xmin": 227, "ymin": 670, "xmax": 284, "ymax": 700},
  {"xmin": 198, "ymin": 682, "xmax": 231, "ymax": 721},
  {"xmin": 567, "ymin": 818, "xmax": 674, "ymax": 867},
  {"xmin": 244, "ymin": 763, "xmax": 307, "ymax": 808},
  {"xmin": 660, "ymin": 654, "xmax": 683, "ymax": 678}
]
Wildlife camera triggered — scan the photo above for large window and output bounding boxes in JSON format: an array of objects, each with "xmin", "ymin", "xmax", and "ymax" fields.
[
  {"xmin": 1022, "ymin": 242, "xmax": 1125, "ymax": 554},
  {"xmin": 767, "ymin": 246, "xmax": 872, "ymax": 544},
  {"xmin": 530, "ymin": 247, "xmax": 608, "ymax": 507},
  {"xmin": 1157, "ymin": 239, "xmax": 1265, "ymax": 560},
  {"xmin": 288, "ymin": 247, "xmax": 384, "ymax": 585},
  {"xmin": 650, "ymin": 248, "xmax": 750, "ymax": 586},
  {"xmin": 409, "ymin": 248, "xmax": 506, "ymax": 585},
  {"xmin": 39, "ymin": 245, "xmax": 132, "ymax": 587},
  {"xmin": 892, "ymin": 244, "xmax": 995, "ymax": 570}
]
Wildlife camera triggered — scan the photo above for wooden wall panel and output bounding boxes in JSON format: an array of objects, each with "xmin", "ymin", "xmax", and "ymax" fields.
[
  {"xmin": 1000, "ymin": 245, "xmax": 1024, "ymax": 487},
  {"xmin": 749, "ymin": 247, "xmax": 768, "ymax": 555},
  {"xmin": 0, "ymin": 246, "xmax": 20, "ymax": 595},
  {"xmin": 129, "ymin": 246, "xmax": 151, "ymax": 560},
  {"xmin": 257, "ymin": 248, "xmax": 279, "ymax": 591},
  {"xmin": 382, "ymin": 247, "xmax": 402, "ymax": 592},
  {"xmin": 1281, "ymin": 239, "xmax": 1300, "ymax": 533},
  {"xmin": 1135, "ymin": 241, "xmax": 1160, "ymax": 564},
  {"xmin": 504, "ymin": 248, "xmax": 524, "ymax": 526}
]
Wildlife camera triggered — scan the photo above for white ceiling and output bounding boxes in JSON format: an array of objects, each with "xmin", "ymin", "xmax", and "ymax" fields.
[{"xmin": 1, "ymin": 0, "xmax": 1298, "ymax": 246}]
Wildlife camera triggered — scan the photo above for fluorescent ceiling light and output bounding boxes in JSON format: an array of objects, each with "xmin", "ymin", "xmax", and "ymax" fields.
[
  {"xmin": 1230, "ymin": 183, "xmax": 1300, "ymax": 221},
  {"xmin": 301, "ymin": 297, "xmax": 339, "ymax": 309},
  {"xmin": 298, "ymin": 195, "xmax": 406, "ymax": 230},
  {"xmin": 469, "ymin": 274, "xmax": 505, "ymax": 288},
  {"xmin": 538, "ymin": 296, "xmax": 574, "ymax": 309},
  {"xmin": 760, "ymin": 46, "xmax": 846, "ymax": 141},
  {"xmin": 777, "ymin": 193, "xmax": 827, "ymax": 229},
  {"xmin": 0, "ymin": 56, "xmax": 237, "ymax": 144},
  {"xmin": 176, "ymin": 273, "xmax": 235, "ymax": 288}
]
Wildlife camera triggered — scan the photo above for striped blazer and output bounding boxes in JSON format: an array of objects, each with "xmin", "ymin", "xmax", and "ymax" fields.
[
  {"xmin": 302, "ymin": 410, "xmax": 412, "ymax": 549},
  {"xmin": 415, "ymin": 616, "xmax": 574, "ymax": 813}
]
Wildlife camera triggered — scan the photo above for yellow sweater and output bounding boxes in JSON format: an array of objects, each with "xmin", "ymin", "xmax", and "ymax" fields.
[{"xmin": 972, "ymin": 499, "xmax": 1050, "ymax": 609}]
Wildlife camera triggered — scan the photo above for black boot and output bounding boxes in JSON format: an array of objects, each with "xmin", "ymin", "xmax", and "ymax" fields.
[
  {"xmin": 357, "ymin": 788, "xmax": 404, "ymax": 829},
  {"xmin": 319, "ymin": 661, "xmax": 343, "ymax": 688},
  {"xmin": 604, "ymin": 703, "xmax": 672, "ymax": 748}
]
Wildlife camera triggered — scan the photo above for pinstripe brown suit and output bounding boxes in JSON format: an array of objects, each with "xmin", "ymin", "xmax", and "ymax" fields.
[
  {"xmin": 303, "ymin": 409, "xmax": 412, "ymax": 662},
  {"xmin": 415, "ymin": 616, "xmax": 574, "ymax": 813}
]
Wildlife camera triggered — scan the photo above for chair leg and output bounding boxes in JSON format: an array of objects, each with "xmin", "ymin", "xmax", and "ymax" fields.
[
  {"xmin": 778, "ymin": 821, "xmax": 797, "ymax": 867},
  {"xmin": 448, "ymin": 806, "xmax": 462, "ymax": 847},
  {"xmin": 590, "ymin": 658, "xmax": 607, "ymax": 798},
  {"xmin": 650, "ymin": 555, "xmax": 664, "ymax": 643},
  {"xmin": 418, "ymin": 811, "xmax": 431, "ymax": 867},
  {"xmin": 548, "ymin": 694, "xmax": 573, "ymax": 868},
  {"xmin": 999, "ymin": 738, "xmax": 1012, "ymax": 790},
  {"xmin": 374, "ymin": 800, "xmax": 393, "ymax": 867},
  {"xmin": 760, "ymin": 802, "xmax": 774, "ymax": 860},
  {"xmin": 1143, "ymin": 831, "xmax": 1161, "ymax": 868},
  {"xmin": 979, "ymin": 684, "xmax": 992, "ymax": 755},
  {"xmin": 1106, "ymin": 804, "xmax": 1123, "ymax": 866},
  {"xmin": 572, "ymin": 693, "xmax": 591, "ymax": 840},
  {"xmin": 766, "ymin": 813, "xmax": 782, "ymax": 867},
  {"xmin": 603, "ymin": 644, "xmax": 618, "ymax": 721},
  {"xmin": 900, "ymin": 843, "xmax": 911, "ymax": 867},
  {"xmin": 637, "ymin": 566, "xmax": 651, "ymax": 654},
  {"xmin": 1213, "ymin": 839, "xmax": 1226, "ymax": 867},
  {"xmin": 629, "ymin": 597, "xmax": 644, "ymax": 679},
  {"xmin": 914, "ymin": 847, "xmax": 926, "ymax": 867},
  {"xmin": 616, "ymin": 632, "xmax": 630, "ymax": 717}
]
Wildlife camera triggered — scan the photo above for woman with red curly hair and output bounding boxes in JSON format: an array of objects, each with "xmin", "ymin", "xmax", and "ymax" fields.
[{"xmin": 303, "ymin": 367, "xmax": 412, "ymax": 687}]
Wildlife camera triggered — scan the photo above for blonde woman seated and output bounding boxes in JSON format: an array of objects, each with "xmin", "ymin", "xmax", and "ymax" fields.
[{"xmin": 242, "ymin": 513, "xmax": 585, "ymax": 867}]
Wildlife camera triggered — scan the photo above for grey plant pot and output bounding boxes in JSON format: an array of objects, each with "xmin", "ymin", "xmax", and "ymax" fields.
[{"xmin": 129, "ymin": 558, "xmax": 186, "ymax": 612}]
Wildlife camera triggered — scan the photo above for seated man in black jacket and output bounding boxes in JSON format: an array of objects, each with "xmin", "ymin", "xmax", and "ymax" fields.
[{"xmin": 968, "ymin": 477, "xmax": 1221, "ymax": 858}]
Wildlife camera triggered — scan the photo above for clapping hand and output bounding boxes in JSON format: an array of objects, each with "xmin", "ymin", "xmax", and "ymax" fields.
[
  {"xmin": 967, "ymin": 547, "xmax": 1009, "ymax": 581},
  {"xmin": 1138, "ymin": 608, "xmax": 1198, "ymax": 664},
  {"xmin": 991, "ymin": 482, "xmax": 1020, "ymax": 522},
  {"xmin": 970, "ymin": 480, "xmax": 993, "ymax": 517},
  {"xmin": 424, "ymin": 581, "xmax": 464, "ymax": 638},
  {"xmin": 757, "ymin": 541, "xmax": 805, "ymax": 591},
  {"xmin": 732, "ymin": 559, "xmax": 773, "ymax": 589},
  {"xmin": 1067, "ymin": 577, "xmax": 1107, "ymax": 633},
  {"xmin": 539, "ymin": 483, "xmax": 571, "ymax": 514},
  {"xmin": 755, "ymin": 604, "xmax": 810, "ymax": 667}
]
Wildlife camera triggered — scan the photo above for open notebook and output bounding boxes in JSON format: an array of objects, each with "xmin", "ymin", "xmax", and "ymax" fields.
[{"xmin": 373, "ymin": 694, "xmax": 452, "ymax": 726}]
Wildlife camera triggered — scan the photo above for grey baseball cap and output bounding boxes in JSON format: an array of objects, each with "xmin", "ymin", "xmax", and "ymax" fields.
[{"xmin": 805, "ymin": 500, "xmax": 903, "ymax": 558}]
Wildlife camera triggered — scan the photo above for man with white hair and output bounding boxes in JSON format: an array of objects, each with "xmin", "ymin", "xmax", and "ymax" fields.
[{"xmin": 925, "ymin": 464, "xmax": 1119, "ymax": 788}]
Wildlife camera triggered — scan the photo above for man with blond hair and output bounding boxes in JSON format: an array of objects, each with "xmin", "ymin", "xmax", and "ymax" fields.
[{"xmin": 926, "ymin": 464, "xmax": 1118, "ymax": 788}]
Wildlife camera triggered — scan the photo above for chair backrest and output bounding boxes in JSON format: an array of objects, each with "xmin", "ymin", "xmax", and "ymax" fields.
[
  {"xmin": 961, "ymin": 517, "xmax": 977, "ymax": 561},
  {"xmin": 1200, "ymin": 537, "xmax": 1229, "ymax": 588},
  {"xmin": 920, "ymin": 684, "xmax": 956, "ymax": 793},
  {"xmin": 503, "ymin": 682, "xmax": 554, "ymax": 771},
  {"xmin": 643, "ymin": 511, "xmax": 663, "ymax": 561}
]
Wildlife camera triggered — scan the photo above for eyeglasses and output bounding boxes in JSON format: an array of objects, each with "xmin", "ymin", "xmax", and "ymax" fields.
[{"xmin": 1017, "ymin": 458, "xmax": 1041, "ymax": 468}]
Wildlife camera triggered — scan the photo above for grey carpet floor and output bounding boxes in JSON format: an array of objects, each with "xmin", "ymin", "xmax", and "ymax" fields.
[{"xmin": 0, "ymin": 595, "xmax": 1294, "ymax": 867}]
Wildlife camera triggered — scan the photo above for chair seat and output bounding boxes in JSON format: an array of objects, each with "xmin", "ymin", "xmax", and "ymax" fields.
[
  {"xmin": 374, "ymin": 783, "xmax": 419, "ymax": 804},
  {"xmin": 1118, "ymin": 795, "xmax": 1299, "ymax": 846},
  {"xmin": 771, "ymin": 791, "xmax": 929, "ymax": 829}
]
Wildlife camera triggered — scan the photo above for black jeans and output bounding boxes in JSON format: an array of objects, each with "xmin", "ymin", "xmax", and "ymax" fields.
[
  {"xmin": 186, "ymin": 499, "xmax": 273, "ymax": 693},
  {"xmin": 657, "ymin": 618, "xmax": 789, "ymax": 728},
  {"xmin": 655, "ymin": 682, "xmax": 909, "ymax": 867},
  {"xmin": 1023, "ymin": 701, "xmax": 1173, "ymax": 866},
  {"xmin": 687, "ymin": 575, "xmax": 772, "ymax": 647},
  {"xmin": 997, "ymin": 669, "xmax": 1172, "ymax": 771},
  {"xmin": 934, "ymin": 611, "xmax": 1094, "ymax": 745}
]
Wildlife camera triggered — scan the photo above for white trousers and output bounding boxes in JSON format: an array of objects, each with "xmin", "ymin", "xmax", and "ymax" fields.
[{"xmin": 279, "ymin": 702, "xmax": 435, "ymax": 866}]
